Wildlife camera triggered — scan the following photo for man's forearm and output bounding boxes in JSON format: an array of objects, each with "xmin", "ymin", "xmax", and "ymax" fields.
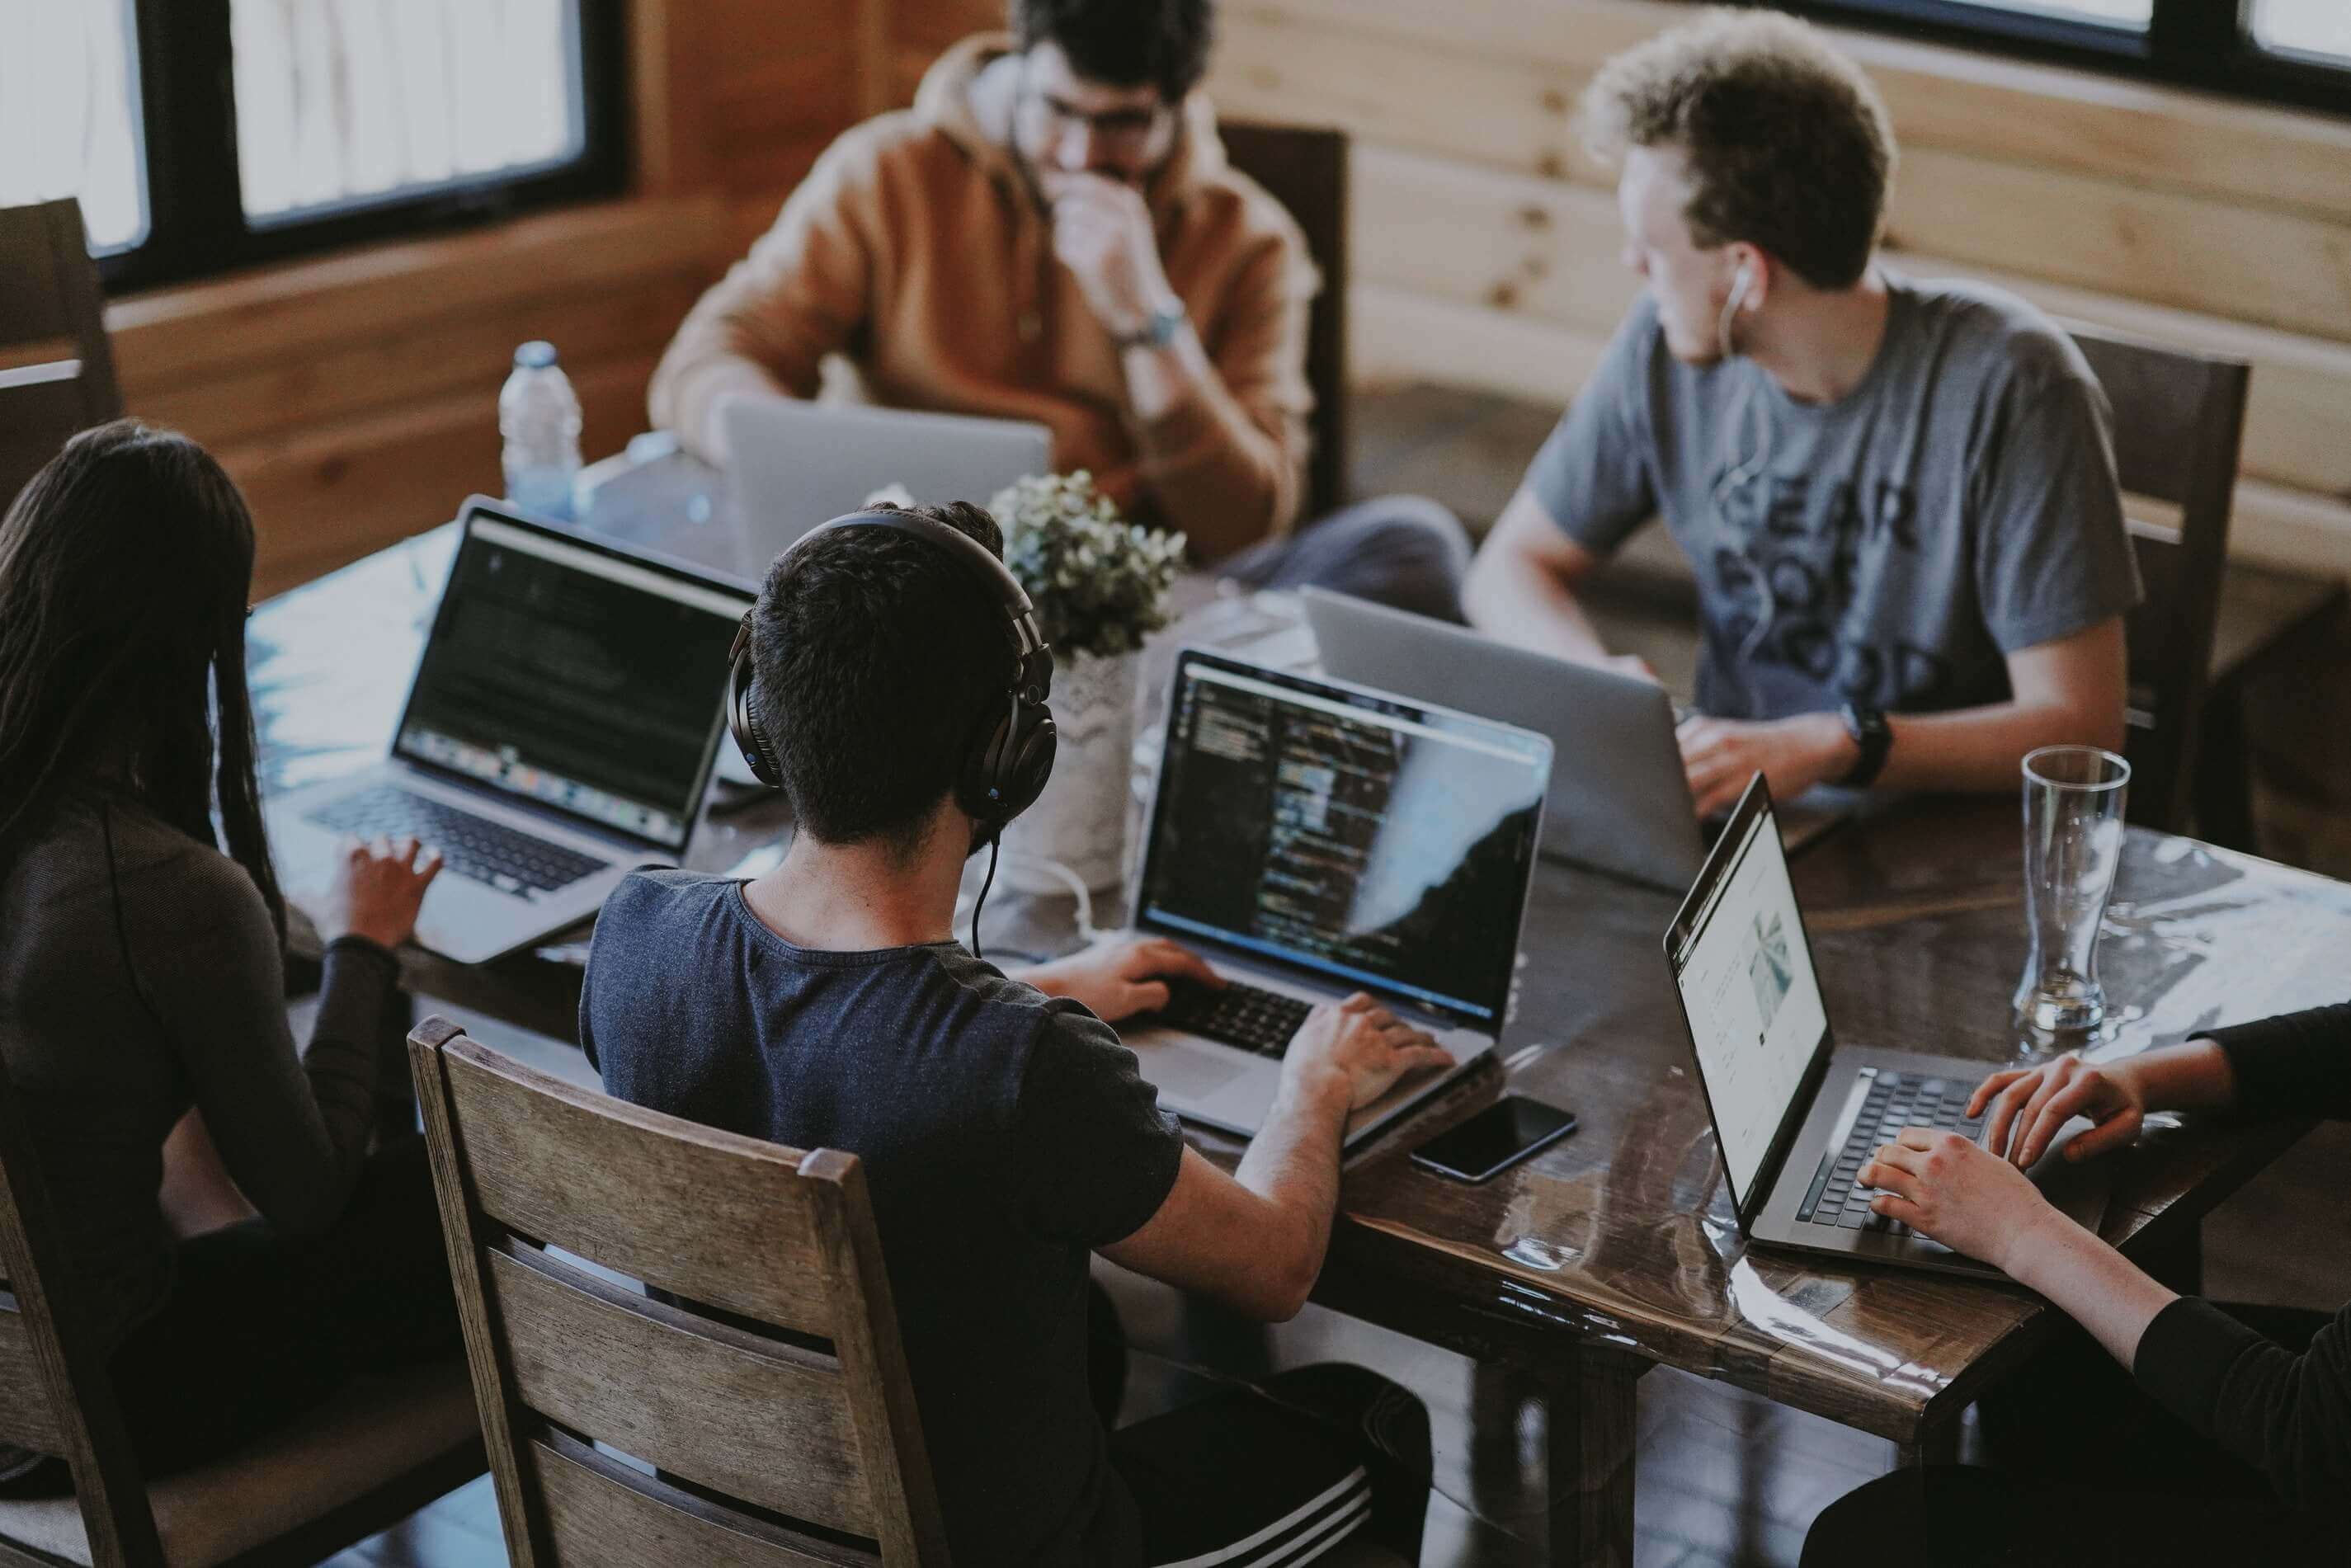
[
  {"xmin": 1229, "ymin": 1075, "xmax": 1351, "ymax": 1313},
  {"xmin": 1463, "ymin": 555, "xmax": 1616, "ymax": 667},
  {"xmin": 1121, "ymin": 329, "xmax": 1296, "ymax": 557},
  {"xmin": 1876, "ymin": 698, "xmax": 2123, "ymax": 793}
]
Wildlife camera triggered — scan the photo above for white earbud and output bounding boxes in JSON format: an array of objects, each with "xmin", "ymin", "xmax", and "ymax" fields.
[{"xmin": 1715, "ymin": 259, "xmax": 1756, "ymax": 362}]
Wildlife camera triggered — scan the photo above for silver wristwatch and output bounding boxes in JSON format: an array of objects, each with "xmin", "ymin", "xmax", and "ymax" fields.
[{"xmin": 1119, "ymin": 298, "xmax": 1188, "ymax": 351}]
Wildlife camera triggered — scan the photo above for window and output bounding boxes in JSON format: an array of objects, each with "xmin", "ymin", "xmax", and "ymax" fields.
[
  {"xmin": 2249, "ymin": 0, "xmax": 2351, "ymax": 69},
  {"xmin": 0, "ymin": 0, "xmax": 147, "ymax": 252},
  {"xmin": 1769, "ymin": 0, "xmax": 2351, "ymax": 115},
  {"xmin": 1, "ymin": 0, "xmax": 624, "ymax": 292}
]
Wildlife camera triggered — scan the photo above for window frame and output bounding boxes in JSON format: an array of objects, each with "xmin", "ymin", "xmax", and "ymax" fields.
[
  {"xmin": 100, "ymin": 0, "xmax": 629, "ymax": 294},
  {"xmin": 1765, "ymin": 0, "xmax": 2351, "ymax": 119}
]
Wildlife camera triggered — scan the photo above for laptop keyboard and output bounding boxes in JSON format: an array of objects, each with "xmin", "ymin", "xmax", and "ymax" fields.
[
  {"xmin": 306, "ymin": 786, "xmax": 606, "ymax": 897},
  {"xmin": 1155, "ymin": 978, "xmax": 1314, "ymax": 1057},
  {"xmin": 1797, "ymin": 1070, "xmax": 1986, "ymax": 1233}
]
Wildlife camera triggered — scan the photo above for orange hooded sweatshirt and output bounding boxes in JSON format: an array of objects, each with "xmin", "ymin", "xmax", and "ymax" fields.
[{"xmin": 648, "ymin": 34, "xmax": 1317, "ymax": 556}]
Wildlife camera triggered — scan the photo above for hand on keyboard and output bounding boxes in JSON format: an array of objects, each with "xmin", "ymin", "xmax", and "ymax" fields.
[
  {"xmin": 1970, "ymin": 1052, "xmax": 2147, "ymax": 1170},
  {"xmin": 1856, "ymin": 1128, "xmax": 2061, "ymax": 1271},
  {"xmin": 1283, "ymin": 993, "xmax": 1456, "ymax": 1114},
  {"xmin": 318, "ymin": 835, "xmax": 444, "ymax": 949},
  {"xmin": 1020, "ymin": 936, "xmax": 1223, "ymax": 1024}
]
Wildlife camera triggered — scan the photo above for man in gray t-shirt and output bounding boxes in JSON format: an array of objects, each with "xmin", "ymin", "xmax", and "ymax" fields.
[{"xmin": 1464, "ymin": 12, "xmax": 2137, "ymax": 817}]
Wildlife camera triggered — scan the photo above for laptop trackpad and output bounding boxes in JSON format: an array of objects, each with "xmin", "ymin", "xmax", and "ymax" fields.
[{"xmin": 1128, "ymin": 1039, "xmax": 1251, "ymax": 1101}]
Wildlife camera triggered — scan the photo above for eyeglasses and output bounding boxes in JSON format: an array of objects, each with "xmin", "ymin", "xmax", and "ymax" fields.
[{"xmin": 1024, "ymin": 89, "xmax": 1167, "ymax": 152}]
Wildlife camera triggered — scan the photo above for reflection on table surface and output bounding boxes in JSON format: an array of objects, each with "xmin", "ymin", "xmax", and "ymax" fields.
[{"xmin": 249, "ymin": 499, "xmax": 2351, "ymax": 1444}]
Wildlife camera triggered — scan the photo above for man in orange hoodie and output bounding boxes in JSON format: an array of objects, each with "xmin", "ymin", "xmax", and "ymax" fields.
[{"xmin": 650, "ymin": 0, "xmax": 1469, "ymax": 622}]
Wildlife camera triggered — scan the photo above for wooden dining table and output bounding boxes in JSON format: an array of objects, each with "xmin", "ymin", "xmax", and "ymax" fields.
[{"xmin": 252, "ymin": 496, "xmax": 2351, "ymax": 1566}]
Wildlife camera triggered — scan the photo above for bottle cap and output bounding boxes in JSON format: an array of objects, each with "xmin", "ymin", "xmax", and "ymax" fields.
[{"xmin": 513, "ymin": 340, "xmax": 558, "ymax": 370}]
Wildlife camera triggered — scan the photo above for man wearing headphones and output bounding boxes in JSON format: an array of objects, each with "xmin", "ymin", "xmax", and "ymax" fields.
[
  {"xmin": 1463, "ymin": 12, "xmax": 2138, "ymax": 817},
  {"xmin": 579, "ymin": 502, "xmax": 1437, "ymax": 1566}
]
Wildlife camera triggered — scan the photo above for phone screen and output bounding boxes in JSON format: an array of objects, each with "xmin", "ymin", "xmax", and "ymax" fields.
[{"xmin": 1410, "ymin": 1096, "xmax": 1579, "ymax": 1183}]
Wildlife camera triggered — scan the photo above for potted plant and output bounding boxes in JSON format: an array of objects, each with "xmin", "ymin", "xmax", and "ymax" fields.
[{"xmin": 987, "ymin": 471, "xmax": 1186, "ymax": 892}]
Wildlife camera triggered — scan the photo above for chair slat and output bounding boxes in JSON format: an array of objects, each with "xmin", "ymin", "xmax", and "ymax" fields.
[
  {"xmin": 0, "ymin": 1302, "xmax": 64, "ymax": 1454},
  {"xmin": 444, "ymin": 1042, "xmax": 834, "ymax": 1333},
  {"xmin": 525, "ymin": 1432, "xmax": 878, "ymax": 1568},
  {"xmin": 488, "ymin": 1245, "xmax": 873, "ymax": 1536}
]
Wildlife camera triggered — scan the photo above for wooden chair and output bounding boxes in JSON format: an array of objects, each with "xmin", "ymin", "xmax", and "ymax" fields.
[
  {"xmin": 1220, "ymin": 122, "xmax": 1349, "ymax": 523},
  {"xmin": 407, "ymin": 1016, "xmax": 951, "ymax": 1566},
  {"xmin": 2065, "ymin": 322, "xmax": 2250, "ymax": 836},
  {"xmin": 0, "ymin": 1055, "xmax": 483, "ymax": 1568},
  {"xmin": 0, "ymin": 200, "xmax": 121, "ymax": 511}
]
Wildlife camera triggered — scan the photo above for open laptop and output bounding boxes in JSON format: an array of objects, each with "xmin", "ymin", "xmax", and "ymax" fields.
[
  {"xmin": 721, "ymin": 397, "xmax": 1051, "ymax": 568},
  {"xmin": 266, "ymin": 499, "xmax": 749, "ymax": 965},
  {"xmin": 1118, "ymin": 649, "xmax": 1552, "ymax": 1147},
  {"xmin": 1303, "ymin": 587, "xmax": 1703, "ymax": 891},
  {"xmin": 1663, "ymin": 775, "xmax": 2108, "ymax": 1276}
]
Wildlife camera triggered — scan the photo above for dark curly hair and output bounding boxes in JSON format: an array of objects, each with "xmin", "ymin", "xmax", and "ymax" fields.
[
  {"xmin": 1010, "ymin": 0, "xmax": 1216, "ymax": 101},
  {"xmin": 749, "ymin": 501, "xmax": 1013, "ymax": 856},
  {"xmin": 1581, "ymin": 9, "xmax": 1896, "ymax": 291}
]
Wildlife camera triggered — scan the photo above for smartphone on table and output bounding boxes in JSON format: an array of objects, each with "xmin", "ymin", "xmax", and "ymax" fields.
[{"xmin": 1410, "ymin": 1095, "xmax": 1579, "ymax": 1184}]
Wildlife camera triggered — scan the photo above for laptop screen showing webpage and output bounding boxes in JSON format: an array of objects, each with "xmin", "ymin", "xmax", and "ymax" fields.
[
  {"xmin": 1667, "ymin": 799, "xmax": 1830, "ymax": 1208},
  {"xmin": 393, "ymin": 514, "xmax": 747, "ymax": 851},
  {"xmin": 1135, "ymin": 653, "xmax": 1550, "ymax": 1029}
]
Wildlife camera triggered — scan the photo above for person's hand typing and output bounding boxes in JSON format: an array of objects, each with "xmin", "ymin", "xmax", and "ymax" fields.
[
  {"xmin": 1048, "ymin": 172, "xmax": 1178, "ymax": 343},
  {"xmin": 1280, "ymin": 992, "xmax": 1454, "ymax": 1113},
  {"xmin": 318, "ymin": 835, "xmax": 442, "ymax": 949},
  {"xmin": 1858, "ymin": 1128, "xmax": 2070, "ymax": 1269},
  {"xmin": 1678, "ymin": 711, "xmax": 1858, "ymax": 818},
  {"xmin": 1019, "ymin": 935, "xmax": 1222, "ymax": 1024},
  {"xmin": 1970, "ymin": 1052, "xmax": 2147, "ymax": 1169}
]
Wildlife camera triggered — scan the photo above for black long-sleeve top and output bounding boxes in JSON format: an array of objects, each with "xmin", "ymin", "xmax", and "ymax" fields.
[
  {"xmin": 0, "ymin": 788, "xmax": 396, "ymax": 1354},
  {"xmin": 2131, "ymin": 1002, "xmax": 2351, "ymax": 1506}
]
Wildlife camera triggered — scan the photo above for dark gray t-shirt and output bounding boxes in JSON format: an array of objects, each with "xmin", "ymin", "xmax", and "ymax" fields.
[
  {"xmin": 580, "ymin": 870, "xmax": 1185, "ymax": 1566},
  {"xmin": 1529, "ymin": 275, "xmax": 2141, "ymax": 719}
]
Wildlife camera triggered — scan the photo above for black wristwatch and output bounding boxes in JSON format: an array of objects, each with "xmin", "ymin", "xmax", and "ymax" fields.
[{"xmin": 1839, "ymin": 702, "xmax": 1892, "ymax": 787}]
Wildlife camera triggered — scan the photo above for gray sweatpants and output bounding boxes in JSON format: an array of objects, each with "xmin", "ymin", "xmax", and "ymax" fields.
[{"xmin": 1217, "ymin": 493, "xmax": 1471, "ymax": 624}]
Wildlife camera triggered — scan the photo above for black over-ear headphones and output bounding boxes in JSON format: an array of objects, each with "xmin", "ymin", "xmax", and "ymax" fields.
[{"xmin": 727, "ymin": 508, "xmax": 1058, "ymax": 837}]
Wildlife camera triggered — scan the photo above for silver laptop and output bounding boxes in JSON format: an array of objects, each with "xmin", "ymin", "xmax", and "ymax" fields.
[
  {"xmin": 722, "ymin": 397, "xmax": 1051, "ymax": 565},
  {"xmin": 1303, "ymin": 588, "xmax": 1703, "ymax": 892},
  {"xmin": 266, "ymin": 499, "xmax": 749, "ymax": 965},
  {"xmin": 1665, "ymin": 775, "xmax": 2108, "ymax": 1277},
  {"xmin": 1119, "ymin": 649, "xmax": 1552, "ymax": 1148}
]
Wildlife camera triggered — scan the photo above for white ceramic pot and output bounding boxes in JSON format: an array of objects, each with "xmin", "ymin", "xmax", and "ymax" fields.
[{"xmin": 999, "ymin": 648, "xmax": 1139, "ymax": 894}]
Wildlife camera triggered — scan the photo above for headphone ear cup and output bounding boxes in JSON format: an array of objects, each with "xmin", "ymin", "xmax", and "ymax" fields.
[
  {"xmin": 727, "ymin": 629, "xmax": 783, "ymax": 788},
  {"xmin": 959, "ymin": 698, "xmax": 1056, "ymax": 827},
  {"xmin": 1000, "ymin": 702, "xmax": 1057, "ymax": 821}
]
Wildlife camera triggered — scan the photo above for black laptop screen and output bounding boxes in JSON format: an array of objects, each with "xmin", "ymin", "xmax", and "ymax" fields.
[
  {"xmin": 393, "ymin": 515, "xmax": 746, "ymax": 850},
  {"xmin": 1134, "ymin": 654, "xmax": 1550, "ymax": 1027}
]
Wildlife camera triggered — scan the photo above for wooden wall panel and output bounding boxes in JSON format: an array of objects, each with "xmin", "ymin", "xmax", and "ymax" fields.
[
  {"xmin": 109, "ymin": 198, "xmax": 727, "ymax": 591},
  {"xmin": 1203, "ymin": 0, "xmax": 2351, "ymax": 577}
]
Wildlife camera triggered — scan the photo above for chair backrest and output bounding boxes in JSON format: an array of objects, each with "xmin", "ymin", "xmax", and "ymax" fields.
[
  {"xmin": 1218, "ymin": 122, "xmax": 1349, "ymax": 524},
  {"xmin": 2064, "ymin": 323, "xmax": 2250, "ymax": 835},
  {"xmin": 408, "ymin": 1018, "xmax": 949, "ymax": 1567},
  {"xmin": 0, "ymin": 199, "xmax": 122, "ymax": 511},
  {"xmin": 0, "ymin": 1054, "xmax": 171, "ymax": 1568}
]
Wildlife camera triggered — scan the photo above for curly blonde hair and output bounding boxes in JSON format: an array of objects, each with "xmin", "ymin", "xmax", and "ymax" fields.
[{"xmin": 1581, "ymin": 9, "xmax": 1896, "ymax": 290}]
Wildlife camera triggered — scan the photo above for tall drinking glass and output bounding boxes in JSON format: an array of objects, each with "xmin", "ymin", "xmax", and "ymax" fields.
[{"xmin": 2013, "ymin": 746, "xmax": 2131, "ymax": 1038}]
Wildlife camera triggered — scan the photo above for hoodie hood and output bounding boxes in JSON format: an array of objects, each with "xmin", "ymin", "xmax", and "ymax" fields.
[{"xmin": 912, "ymin": 32, "xmax": 1228, "ymax": 220}]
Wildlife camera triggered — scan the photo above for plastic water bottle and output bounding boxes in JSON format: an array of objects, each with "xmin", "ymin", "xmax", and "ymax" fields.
[{"xmin": 499, "ymin": 340, "xmax": 582, "ymax": 519}]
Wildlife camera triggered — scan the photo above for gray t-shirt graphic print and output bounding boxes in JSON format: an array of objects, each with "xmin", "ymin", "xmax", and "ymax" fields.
[{"xmin": 1528, "ymin": 274, "xmax": 2141, "ymax": 721}]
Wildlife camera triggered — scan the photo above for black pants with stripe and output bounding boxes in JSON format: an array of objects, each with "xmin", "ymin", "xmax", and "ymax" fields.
[{"xmin": 1089, "ymin": 1285, "xmax": 1431, "ymax": 1566}]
